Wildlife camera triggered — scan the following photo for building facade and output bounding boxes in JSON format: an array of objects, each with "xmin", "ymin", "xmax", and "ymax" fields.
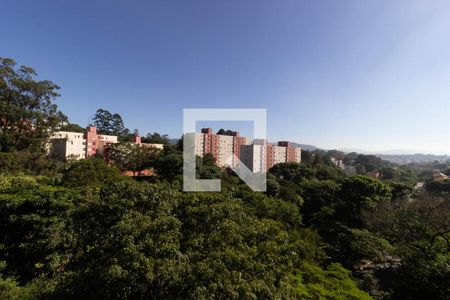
[
  {"xmin": 84, "ymin": 125, "xmax": 118, "ymax": 157},
  {"xmin": 194, "ymin": 128, "xmax": 252, "ymax": 167},
  {"xmin": 239, "ymin": 144, "xmax": 267, "ymax": 173},
  {"xmin": 48, "ymin": 131, "xmax": 86, "ymax": 160},
  {"xmin": 131, "ymin": 134, "xmax": 164, "ymax": 150},
  {"xmin": 49, "ymin": 126, "xmax": 164, "ymax": 161},
  {"xmin": 194, "ymin": 128, "xmax": 301, "ymax": 171},
  {"xmin": 266, "ymin": 141, "xmax": 301, "ymax": 171}
]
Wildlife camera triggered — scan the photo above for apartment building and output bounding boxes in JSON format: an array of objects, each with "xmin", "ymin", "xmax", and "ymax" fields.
[
  {"xmin": 194, "ymin": 128, "xmax": 301, "ymax": 171},
  {"xmin": 84, "ymin": 125, "xmax": 118, "ymax": 157},
  {"xmin": 265, "ymin": 141, "xmax": 301, "ymax": 171},
  {"xmin": 49, "ymin": 126, "xmax": 164, "ymax": 161},
  {"xmin": 195, "ymin": 128, "xmax": 252, "ymax": 167},
  {"xmin": 239, "ymin": 144, "xmax": 267, "ymax": 173},
  {"xmin": 48, "ymin": 131, "xmax": 86, "ymax": 160}
]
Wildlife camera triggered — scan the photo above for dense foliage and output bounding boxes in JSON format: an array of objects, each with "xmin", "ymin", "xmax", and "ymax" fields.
[
  {"xmin": 0, "ymin": 172, "xmax": 373, "ymax": 300},
  {"xmin": 0, "ymin": 58, "xmax": 65, "ymax": 152},
  {"xmin": 1, "ymin": 58, "xmax": 448, "ymax": 299}
]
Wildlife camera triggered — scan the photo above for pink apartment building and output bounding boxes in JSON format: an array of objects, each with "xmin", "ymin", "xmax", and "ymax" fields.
[
  {"xmin": 195, "ymin": 128, "xmax": 252, "ymax": 167},
  {"xmin": 194, "ymin": 128, "xmax": 301, "ymax": 171},
  {"xmin": 247, "ymin": 140, "xmax": 301, "ymax": 172},
  {"xmin": 84, "ymin": 125, "xmax": 118, "ymax": 157}
]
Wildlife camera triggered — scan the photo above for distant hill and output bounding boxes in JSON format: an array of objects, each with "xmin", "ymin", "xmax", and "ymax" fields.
[
  {"xmin": 376, "ymin": 154, "xmax": 449, "ymax": 164},
  {"xmin": 337, "ymin": 148, "xmax": 450, "ymax": 164},
  {"xmin": 168, "ymin": 138, "xmax": 179, "ymax": 145},
  {"xmin": 338, "ymin": 148, "xmax": 373, "ymax": 154},
  {"xmin": 290, "ymin": 143, "xmax": 319, "ymax": 151}
]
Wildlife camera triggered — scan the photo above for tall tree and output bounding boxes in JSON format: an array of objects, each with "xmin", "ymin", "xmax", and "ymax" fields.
[
  {"xmin": 111, "ymin": 113, "xmax": 128, "ymax": 136},
  {"xmin": 92, "ymin": 109, "xmax": 129, "ymax": 136},
  {"xmin": 0, "ymin": 57, "xmax": 65, "ymax": 152},
  {"xmin": 93, "ymin": 109, "xmax": 113, "ymax": 134}
]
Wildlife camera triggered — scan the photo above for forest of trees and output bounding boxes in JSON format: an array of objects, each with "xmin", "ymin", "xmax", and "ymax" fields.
[{"xmin": 1, "ymin": 58, "xmax": 449, "ymax": 299}]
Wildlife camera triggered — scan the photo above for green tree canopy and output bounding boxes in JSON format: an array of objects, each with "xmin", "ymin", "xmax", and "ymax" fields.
[
  {"xmin": 0, "ymin": 57, "xmax": 65, "ymax": 152},
  {"xmin": 92, "ymin": 109, "xmax": 129, "ymax": 137},
  {"xmin": 61, "ymin": 158, "xmax": 124, "ymax": 188},
  {"xmin": 142, "ymin": 132, "xmax": 169, "ymax": 144}
]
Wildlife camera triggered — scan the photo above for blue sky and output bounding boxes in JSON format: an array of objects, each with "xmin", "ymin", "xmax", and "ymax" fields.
[{"xmin": 2, "ymin": 0, "xmax": 450, "ymax": 154}]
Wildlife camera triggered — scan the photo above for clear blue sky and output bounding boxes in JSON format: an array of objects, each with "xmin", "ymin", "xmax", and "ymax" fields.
[{"xmin": 2, "ymin": 0, "xmax": 450, "ymax": 154}]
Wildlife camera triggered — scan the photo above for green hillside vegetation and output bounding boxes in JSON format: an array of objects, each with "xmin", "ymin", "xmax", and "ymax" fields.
[{"xmin": 1, "ymin": 58, "xmax": 449, "ymax": 299}]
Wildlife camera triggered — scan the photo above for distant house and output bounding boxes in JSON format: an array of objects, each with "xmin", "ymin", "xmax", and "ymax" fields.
[
  {"xmin": 330, "ymin": 157, "xmax": 345, "ymax": 169},
  {"xmin": 122, "ymin": 169, "xmax": 155, "ymax": 177},
  {"xmin": 432, "ymin": 171, "xmax": 449, "ymax": 182},
  {"xmin": 367, "ymin": 171, "xmax": 381, "ymax": 179},
  {"xmin": 414, "ymin": 182, "xmax": 425, "ymax": 190}
]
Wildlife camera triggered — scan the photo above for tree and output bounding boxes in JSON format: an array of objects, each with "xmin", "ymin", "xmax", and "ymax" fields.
[
  {"xmin": 0, "ymin": 151, "xmax": 61, "ymax": 175},
  {"xmin": 388, "ymin": 182, "xmax": 414, "ymax": 201},
  {"xmin": 152, "ymin": 148, "xmax": 183, "ymax": 180},
  {"xmin": 298, "ymin": 180, "xmax": 340, "ymax": 226},
  {"xmin": 195, "ymin": 154, "xmax": 221, "ymax": 179},
  {"xmin": 366, "ymin": 194, "xmax": 450, "ymax": 300},
  {"xmin": 0, "ymin": 175, "xmax": 77, "ymax": 284},
  {"xmin": 353, "ymin": 155, "xmax": 392, "ymax": 174},
  {"xmin": 427, "ymin": 180, "xmax": 450, "ymax": 194},
  {"xmin": 57, "ymin": 181, "xmax": 184, "ymax": 299},
  {"xmin": 93, "ymin": 109, "xmax": 113, "ymax": 134},
  {"xmin": 0, "ymin": 57, "xmax": 65, "ymax": 152},
  {"xmin": 177, "ymin": 192, "xmax": 295, "ymax": 299},
  {"xmin": 106, "ymin": 142, "xmax": 136, "ymax": 172},
  {"xmin": 0, "ymin": 272, "xmax": 33, "ymax": 300},
  {"xmin": 392, "ymin": 252, "xmax": 450, "ymax": 300},
  {"xmin": 142, "ymin": 132, "xmax": 169, "ymax": 144},
  {"xmin": 216, "ymin": 129, "xmax": 235, "ymax": 136},
  {"xmin": 93, "ymin": 109, "xmax": 129, "ymax": 136},
  {"xmin": 314, "ymin": 165, "xmax": 345, "ymax": 181},
  {"xmin": 301, "ymin": 150, "xmax": 314, "ymax": 165},
  {"xmin": 111, "ymin": 113, "xmax": 128, "ymax": 136},
  {"xmin": 0, "ymin": 163, "xmax": 379, "ymax": 299},
  {"xmin": 107, "ymin": 142, "xmax": 157, "ymax": 175},
  {"xmin": 312, "ymin": 154, "xmax": 324, "ymax": 166},
  {"xmin": 335, "ymin": 176, "xmax": 392, "ymax": 228},
  {"xmin": 269, "ymin": 162, "xmax": 314, "ymax": 182},
  {"xmin": 279, "ymin": 185, "xmax": 303, "ymax": 206},
  {"xmin": 379, "ymin": 167, "xmax": 397, "ymax": 180},
  {"xmin": 61, "ymin": 158, "xmax": 123, "ymax": 188},
  {"xmin": 367, "ymin": 195, "xmax": 450, "ymax": 255},
  {"xmin": 266, "ymin": 179, "xmax": 280, "ymax": 197},
  {"xmin": 60, "ymin": 123, "xmax": 85, "ymax": 133},
  {"xmin": 293, "ymin": 262, "xmax": 372, "ymax": 300},
  {"xmin": 202, "ymin": 153, "xmax": 216, "ymax": 166}
]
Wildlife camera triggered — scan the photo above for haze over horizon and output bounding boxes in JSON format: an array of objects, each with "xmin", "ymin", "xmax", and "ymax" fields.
[{"xmin": 2, "ymin": 0, "xmax": 450, "ymax": 155}]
